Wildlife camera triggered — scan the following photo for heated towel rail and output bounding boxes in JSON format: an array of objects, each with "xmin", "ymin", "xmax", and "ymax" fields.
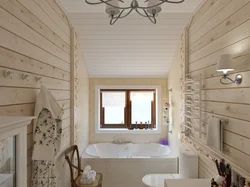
[{"xmin": 184, "ymin": 74, "xmax": 204, "ymax": 138}]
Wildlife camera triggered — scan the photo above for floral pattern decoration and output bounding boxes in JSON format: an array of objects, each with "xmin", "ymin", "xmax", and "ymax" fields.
[{"xmin": 32, "ymin": 108, "xmax": 62, "ymax": 187}]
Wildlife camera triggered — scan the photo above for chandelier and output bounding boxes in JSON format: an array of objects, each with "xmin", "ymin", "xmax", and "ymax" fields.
[{"xmin": 85, "ymin": 0, "xmax": 185, "ymax": 25}]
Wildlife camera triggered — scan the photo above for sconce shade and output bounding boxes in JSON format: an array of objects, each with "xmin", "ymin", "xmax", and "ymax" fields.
[
  {"xmin": 217, "ymin": 54, "xmax": 234, "ymax": 74},
  {"xmin": 106, "ymin": 0, "xmax": 120, "ymax": 16},
  {"xmin": 147, "ymin": 0, "xmax": 162, "ymax": 15}
]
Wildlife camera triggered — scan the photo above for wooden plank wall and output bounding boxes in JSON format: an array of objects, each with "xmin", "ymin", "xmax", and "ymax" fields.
[
  {"xmin": 167, "ymin": 31, "xmax": 186, "ymax": 156},
  {"xmin": 188, "ymin": 0, "xmax": 250, "ymax": 178},
  {"xmin": 168, "ymin": 29, "xmax": 221, "ymax": 179},
  {"xmin": 0, "ymin": 0, "xmax": 71, "ymax": 186}
]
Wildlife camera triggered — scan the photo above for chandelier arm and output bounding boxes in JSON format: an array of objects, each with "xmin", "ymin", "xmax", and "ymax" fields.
[
  {"xmin": 112, "ymin": 8, "xmax": 134, "ymax": 19},
  {"xmin": 135, "ymin": 8, "xmax": 155, "ymax": 18},
  {"xmin": 85, "ymin": 0, "xmax": 112, "ymax": 5},
  {"xmin": 110, "ymin": 15, "xmax": 120, "ymax": 25},
  {"xmin": 85, "ymin": 0, "xmax": 131, "ymax": 9},
  {"xmin": 110, "ymin": 9, "xmax": 130, "ymax": 25},
  {"xmin": 163, "ymin": 0, "xmax": 185, "ymax": 3},
  {"xmin": 142, "ymin": 9, "xmax": 157, "ymax": 24},
  {"xmin": 137, "ymin": 1, "xmax": 165, "ymax": 9},
  {"xmin": 104, "ymin": 1, "xmax": 131, "ymax": 9},
  {"xmin": 138, "ymin": 0, "xmax": 185, "ymax": 9}
]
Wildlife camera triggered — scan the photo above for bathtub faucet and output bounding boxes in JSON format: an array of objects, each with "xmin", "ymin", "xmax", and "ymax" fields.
[{"xmin": 112, "ymin": 140, "xmax": 131, "ymax": 144}]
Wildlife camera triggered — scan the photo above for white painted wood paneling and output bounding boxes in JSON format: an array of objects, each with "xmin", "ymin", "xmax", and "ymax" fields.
[
  {"xmin": 59, "ymin": 0, "xmax": 204, "ymax": 77},
  {"xmin": 60, "ymin": 0, "xmax": 204, "ymax": 13},
  {"xmin": 70, "ymin": 13, "xmax": 190, "ymax": 77}
]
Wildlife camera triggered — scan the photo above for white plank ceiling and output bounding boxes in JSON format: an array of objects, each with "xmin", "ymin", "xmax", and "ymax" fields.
[{"xmin": 60, "ymin": 0, "xmax": 204, "ymax": 78}]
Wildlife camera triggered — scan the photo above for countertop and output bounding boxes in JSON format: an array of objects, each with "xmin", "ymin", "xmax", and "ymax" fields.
[
  {"xmin": 165, "ymin": 179, "xmax": 211, "ymax": 187},
  {"xmin": 0, "ymin": 116, "xmax": 36, "ymax": 133},
  {"xmin": 0, "ymin": 116, "xmax": 36, "ymax": 127}
]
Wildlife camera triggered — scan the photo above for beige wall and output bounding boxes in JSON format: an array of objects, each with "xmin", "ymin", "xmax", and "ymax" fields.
[
  {"xmin": 89, "ymin": 78, "xmax": 168, "ymax": 143},
  {"xmin": 168, "ymin": 32, "xmax": 186, "ymax": 156},
  {"xmin": 169, "ymin": 0, "xmax": 250, "ymax": 179},
  {"xmin": 73, "ymin": 32, "xmax": 90, "ymax": 154},
  {"xmin": 0, "ymin": 0, "xmax": 89, "ymax": 186}
]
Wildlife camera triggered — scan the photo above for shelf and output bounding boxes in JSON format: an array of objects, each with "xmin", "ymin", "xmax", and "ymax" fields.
[{"xmin": 0, "ymin": 116, "xmax": 36, "ymax": 133}]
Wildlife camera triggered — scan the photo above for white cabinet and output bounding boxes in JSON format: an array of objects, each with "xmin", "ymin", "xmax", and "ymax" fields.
[
  {"xmin": 0, "ymin": 116, "xmax": 36, "ymax": 187},
  {"xmin": 165, "ymin": 179, "xmax": 211, "ymax": 187}
]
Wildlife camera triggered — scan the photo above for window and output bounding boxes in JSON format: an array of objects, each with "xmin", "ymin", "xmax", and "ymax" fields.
[{"xmin": 100, "ymin": 89, "xmax": 156, "ymax": 129}]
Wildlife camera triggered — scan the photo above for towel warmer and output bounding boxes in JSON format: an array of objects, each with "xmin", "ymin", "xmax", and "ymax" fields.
[{"xmin": 183, "ymin": 74, "xmax": 204, "ymax": 138}]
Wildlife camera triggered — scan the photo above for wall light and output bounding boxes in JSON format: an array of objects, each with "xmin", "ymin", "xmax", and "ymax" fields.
[{"xmin": 217, "ymin": 54, "xmax": 242, "ymax": 85}]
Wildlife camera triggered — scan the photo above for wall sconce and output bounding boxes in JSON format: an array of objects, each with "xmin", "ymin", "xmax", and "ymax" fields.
[{"xmin": 217, "ymin": 54, "xmax": 242, "ymax": 85}]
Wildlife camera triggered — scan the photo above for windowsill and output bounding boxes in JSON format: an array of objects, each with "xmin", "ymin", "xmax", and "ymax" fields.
[{"xmin": 95, "ymin": 127, "xmax": 161, "ymax": 134}]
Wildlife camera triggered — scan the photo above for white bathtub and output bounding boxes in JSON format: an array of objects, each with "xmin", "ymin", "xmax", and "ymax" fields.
[
  {"xmin": 85, "ymin": 143, "xmax": 171, "ymax": 158},
  {"xmin": 82, "ymin": 143, "xmax": 177, "ymax": 187}
]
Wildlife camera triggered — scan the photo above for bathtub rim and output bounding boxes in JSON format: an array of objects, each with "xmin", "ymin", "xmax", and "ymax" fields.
[{"xmin": 84, "ymin": 143, "xmax": 172, "ymax": 158}]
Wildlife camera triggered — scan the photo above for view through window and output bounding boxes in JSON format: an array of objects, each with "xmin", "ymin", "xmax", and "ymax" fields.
[{"xmin": 100, "ymin": 89, "xmax": 156, "ymax": 129}]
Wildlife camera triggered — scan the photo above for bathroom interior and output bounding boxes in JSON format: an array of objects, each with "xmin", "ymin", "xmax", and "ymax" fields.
[{"xmin": 0, "ymin": 0, "xmax": 250, "ymax": 187}]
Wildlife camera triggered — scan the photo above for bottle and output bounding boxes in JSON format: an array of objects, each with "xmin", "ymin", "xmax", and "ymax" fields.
[
  {"xmin": 225, "ymin": 164, "xmax": 231, "ymax": 187},
  {"xmin": 232, "ymin": 171, "xmax": 238, "ymax": 187},
  {"xmin": 211, "ymin": 178, "xmax": 215, "ymax": 187},
  {"xmin": 128, "ymin": 124, "xmax": 134, "ymax": 130},
  {"xmin": 236, "ymin": 175, "xmax": 240, "ymax": 187},
  {"xmin": 139, "ymin": 122, "xmax": 143, "ymax": 129},
  {"xmin": 239, "ymin": 177, "xmax": 245, "ymax": 187},
  {"xmin": 244, "ymin": 180, "xmax": 249, "ymax": 187},
  {"xmin": 222, "ymin": 181, "xmax": 226, "ymax": 187}
]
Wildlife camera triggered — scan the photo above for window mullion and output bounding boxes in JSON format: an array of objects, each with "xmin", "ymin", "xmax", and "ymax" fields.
[
  {"xmin": 100, "ymin": 92, "xmax": 104, "ymax": 128},
  {"xmin": 128, "ymin": 91, "xmax": 131, "ymax": 128},
  {"xmin": 124, "ymin": 90, "xmax": 127, "ymax": 127},
  {"xmin": 153, "ymin": 91, "xmax": 156, "ymax": 128},
  {"xmin": 125, "ymin": 91, "xmax": 131, "ymax": 128},
  {"xmin": 151, "ymin": 99, "xmax": 153, "ymax": 128}
]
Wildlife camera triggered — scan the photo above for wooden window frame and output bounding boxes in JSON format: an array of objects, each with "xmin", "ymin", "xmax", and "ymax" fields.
[{"xmin": 100, "ymin": 89, "xmax": 156, "ymax": 129}]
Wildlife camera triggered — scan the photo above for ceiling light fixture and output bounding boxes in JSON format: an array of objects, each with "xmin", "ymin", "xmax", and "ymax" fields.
[
  {"xmin": 85, "ymin": 0, "xmax": 185, "ymax": 25},
  {"xmin": 217, "ymin": 54, "xmax": 243, "ymax": 85}
]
